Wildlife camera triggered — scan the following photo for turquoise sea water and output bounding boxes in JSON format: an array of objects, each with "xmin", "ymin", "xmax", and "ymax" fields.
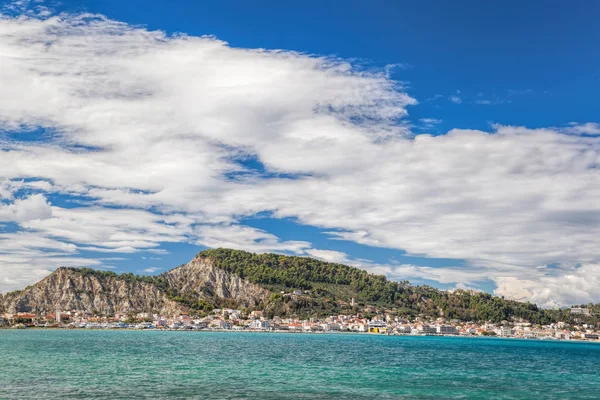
[{"xmin": 1, "ymin": 331, "xmax": 599, "ymax": 399}]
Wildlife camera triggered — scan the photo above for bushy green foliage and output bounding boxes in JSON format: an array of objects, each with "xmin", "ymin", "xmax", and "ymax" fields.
[
  {"xmin": 197, "ymin": 248, "xmax": 566, "ymax": 323},
  {"xmin": 199, "ymin": 248, "xmax": 408, "ymax": 304},
  {"xmin": 69, "ymin": 268, "xmax": 158, "ymax": 285}
]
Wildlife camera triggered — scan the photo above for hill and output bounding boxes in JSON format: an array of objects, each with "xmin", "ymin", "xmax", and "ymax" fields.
[
  {"xmin": 197, "ymin": 249, "xmax": 571, "ymax": 324},
  {"xmin": 0, "ymin": 248, "xmax": 593, "ymax": 324}
]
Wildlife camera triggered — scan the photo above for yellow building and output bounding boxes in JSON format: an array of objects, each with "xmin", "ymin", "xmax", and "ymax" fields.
[{"xmin": 368, "ymin": 321, "xmax": 387, "ymax": 333}]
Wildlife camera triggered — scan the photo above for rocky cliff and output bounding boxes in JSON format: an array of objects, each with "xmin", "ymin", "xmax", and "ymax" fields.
[
  {"xmin": 0, "ymin": 268, "xmax": 184, "ymax": 315},
  {"xmin": 0, "ymin": 254, "xmax": 271, "ymax": 315},
  {"xmin": 163, "ymin": 256, "xmax": 270, "ymax": 308}
]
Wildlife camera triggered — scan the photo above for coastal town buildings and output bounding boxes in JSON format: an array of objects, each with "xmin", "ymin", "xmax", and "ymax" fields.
[{"xmin": 1, "ymin": 308, "xmax": 599, "ymax": 343}]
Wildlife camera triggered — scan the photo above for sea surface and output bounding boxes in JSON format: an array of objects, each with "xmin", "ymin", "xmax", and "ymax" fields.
[{"xmin": 0, "ymin": 330, "xmax": 599, "ymax": 399}]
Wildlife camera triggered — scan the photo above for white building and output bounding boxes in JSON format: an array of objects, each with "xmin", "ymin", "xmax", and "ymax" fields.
[
  {"xmin": 251, "ymin": 320, "xmax": 270, "ymax": 330},
  {"xmin": 322, "ymin": 323, "xmax": 340, "ymax": 332},
  {"xmin": 497, "ymin": 326, "xmax": 513, "ymax": 337},
  {"xmin": 396, "ymin": 325, "xmax": 412, "ymax": 334},
  {"xmin": 570, "ymin": 307, "xmax": 591, "ymax": 315}
]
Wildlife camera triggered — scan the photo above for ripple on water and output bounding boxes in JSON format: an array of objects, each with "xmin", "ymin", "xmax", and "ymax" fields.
[{"xmin": 0, "ymin": 331, "xmax": 599, "ymax": 399}]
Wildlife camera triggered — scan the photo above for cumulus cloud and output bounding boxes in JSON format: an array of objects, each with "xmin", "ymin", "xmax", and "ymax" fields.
[
  {"xmin": 494, "ymin": 264, "xmax": 600, "ymax": 308},
  {"xmin": 0, "ymin": 194, "xmax": 52, "ymax": 222},
  {"xmin": 562, "ymin": 122, "xmax": 600, "ymax": 136},
  {"xmin": 0, "ymin": 9, "xmax": 598, "ymax": 306}
]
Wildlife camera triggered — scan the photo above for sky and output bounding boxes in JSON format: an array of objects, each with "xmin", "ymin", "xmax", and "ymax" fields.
[{"xmin": 0, "ymin": 0, "xmax": 599, "ymax": 308}]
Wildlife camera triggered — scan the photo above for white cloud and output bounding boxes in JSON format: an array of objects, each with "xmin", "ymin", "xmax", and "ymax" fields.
[
  {"xmin": 0, "ymin": 194, "xmax": 52, "ymax": 222},
  {"xmin": 419, "ymin": 118, "xmax": 442, "ymax": 124},
  {"xmin": 494, "ymin": 264, "xmax": 600, "ymax": 308},
  {"xmin": 449, "ymin": 95, "xmax": 462, "ymax": 104},
  {"xmin": 562, "ymin": 122, "xmax": 600, "ymax": 136},
  {"xmin": 194, "ymin": 224, "xmax": 311, "ymax": 255},
  {"xmin": 0, "ymin": 231, "xmax": 102, "ymax": 292},
  {"xmin": 0, "ymin": 10, "xmax": 598, "ymax": 306},
  {"xmin": 418, "ymin": 118, "xmax": 442, "ymax": 129},
  {"xmin": 22, "ymin": 206, "xmax": 194, "ymax": 252},
  {"xmin": 304, "ymin": 249, "xmax": 352, "ymax": 264}
]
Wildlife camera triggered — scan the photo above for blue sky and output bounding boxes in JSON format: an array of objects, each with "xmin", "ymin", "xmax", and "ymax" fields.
[
  {"xmin": 54, "ymin": 0, "xmax": 600, "ymax": 130},
  {"xmin": 1, "ymin": 0, "xmax": 599, "ymax": 307}
]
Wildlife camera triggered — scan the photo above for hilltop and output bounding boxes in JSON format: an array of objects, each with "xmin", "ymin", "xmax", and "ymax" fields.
[{"xmin": 0, "ymin": 248, "xmax": 594, "ymax": 324}]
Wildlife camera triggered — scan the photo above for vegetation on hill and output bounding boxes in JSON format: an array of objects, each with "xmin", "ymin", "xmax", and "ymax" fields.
[
  {"xmin": 198, "ymin": 249, "xmax": 575, "ymax": 324},
  {"xmin": 4, "ymin": 251, "xmax": 597, "ymax": 325}
]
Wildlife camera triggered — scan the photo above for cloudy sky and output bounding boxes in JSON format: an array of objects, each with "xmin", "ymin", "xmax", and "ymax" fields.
[{"xmin": 1, "ymin": 0, "xmax": 599, "ymax": 308}]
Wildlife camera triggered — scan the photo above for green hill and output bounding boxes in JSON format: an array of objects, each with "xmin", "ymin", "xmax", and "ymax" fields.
[
  {"xmin": 198, "ymin": 249, "xmax": 574, "ymax": 324},
  {"xmin": 3, "ymin": 247, "xmax": 595, "ymax": 325}
]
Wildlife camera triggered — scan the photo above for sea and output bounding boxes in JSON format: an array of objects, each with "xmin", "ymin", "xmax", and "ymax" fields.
[{"xmin": 0, "ymin": 330, "xmax": 599, "ymax": 399}]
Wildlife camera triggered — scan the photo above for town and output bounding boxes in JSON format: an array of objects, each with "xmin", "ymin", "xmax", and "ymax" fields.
[{"xmin": 2, "ymin": 306, "xmax": 599, "ymax": 342}]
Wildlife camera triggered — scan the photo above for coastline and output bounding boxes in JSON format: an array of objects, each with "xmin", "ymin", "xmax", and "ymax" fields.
[{"xmin": 2, "ymin": 326, "xmax": 599, "ymax": 344}]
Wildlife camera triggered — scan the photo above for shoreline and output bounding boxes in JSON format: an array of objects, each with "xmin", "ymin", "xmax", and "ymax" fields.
[{"xmin": 2, "ymin": 326, "xmax": 599, "ymax": 344}]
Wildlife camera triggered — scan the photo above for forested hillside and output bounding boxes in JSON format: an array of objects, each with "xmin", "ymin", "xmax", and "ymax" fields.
[
  {"xmin": 3, "ymin": 248, "xmax": 596, "ymax": 325},
  {"xmin": 198, "ymin": 249, "xmax": 577, "ymax": 324}
]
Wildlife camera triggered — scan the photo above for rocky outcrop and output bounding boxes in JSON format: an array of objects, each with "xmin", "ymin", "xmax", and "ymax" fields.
[
  {"xmin": 0, "ymin": 255, "xmax": 271, "ymax": 315},
  {"xmin": 0, "ymin": 268, "xmax": 184, "ymax": 315},
  {"xmin": 163, "ymin": 256, "xmax": 270, "ymax": 308}
]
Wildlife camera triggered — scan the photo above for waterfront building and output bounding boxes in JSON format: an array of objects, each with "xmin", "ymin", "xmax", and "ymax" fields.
[
  {"xmin": 417, "ymin": 325, "xmax": 437, "ymax": 335},
  {"xmin": 368, "ymin": 320, "xmax": 387, "ymax": 334},
  {"xmin": 154, "ymin": 319, "xmax": 168, "ymax": 327},
  {"xmin": 498, "ymin": 326, "xmax": 513, "ymax": 337},
  {"xmin": 209, "ymin": 319, "xmax": 226, "ymax": 329},
  {"xmin": 289, "ymin": 323, "xmax": 303, "ymax": 331},
  {"xmin": 436, "ymin": 324, "xmax": 459, "ymax": 335},
  {"xmin": 251, "ymin": 320, "xmax": 270, "ymax": 330},
  {"xmin": 322, "ymin": 323, "xmax": 340, "ymax": 332}
]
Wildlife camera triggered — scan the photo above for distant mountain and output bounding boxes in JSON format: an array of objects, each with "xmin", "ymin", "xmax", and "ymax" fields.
[{"xmin": 0, "ymin": 248, "xmax": 590, "ymax": 324}]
